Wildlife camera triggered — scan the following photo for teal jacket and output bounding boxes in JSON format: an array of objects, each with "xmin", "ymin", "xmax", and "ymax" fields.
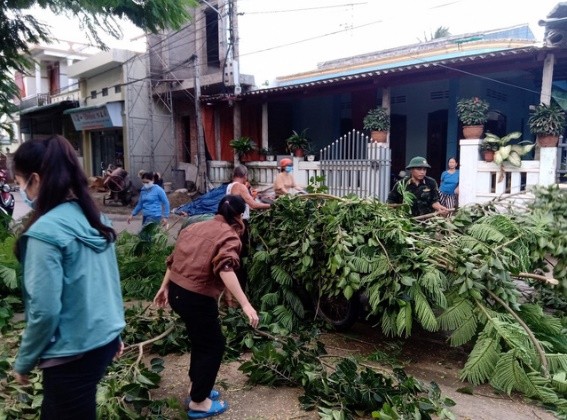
[{"xmin": 14, "ymin": 202, "xmax": 125, "ymax": 374}]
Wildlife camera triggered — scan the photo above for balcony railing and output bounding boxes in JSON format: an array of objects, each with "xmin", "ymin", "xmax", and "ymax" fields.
[
  {"xmin": 19, "ymin": 94, "xmax": 50, "ymax": 111},
  {"xmin": 18, "ymin": 87, "xmax": 80, "ymax": 111}
]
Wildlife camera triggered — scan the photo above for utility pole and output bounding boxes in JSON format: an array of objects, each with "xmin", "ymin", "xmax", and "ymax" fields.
[{"xmin": 192, "ymin": 54, "xmax": 207, "ymax": 193}]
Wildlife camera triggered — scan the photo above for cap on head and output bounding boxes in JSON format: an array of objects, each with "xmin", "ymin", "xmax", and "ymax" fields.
[
  {"xmin": 279, "ymin": 158, "xmax": 293, "ymax": 168},
  {"xmin": 406, "ymin": 156, "xmax": 431, "ymax": 169}
]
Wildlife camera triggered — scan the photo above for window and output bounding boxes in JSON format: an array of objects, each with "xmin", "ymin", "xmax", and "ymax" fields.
[
  {"xmin": 102, "ymin": 87, "xmax": 108, "ymax": 97},
  {"xmin": 90, "ymin": 90, "xmax": 97, "ymax": 99},
  {"xmin": 114, "ymin": 85, "xmax": 121, "ymax": 93},
  {"xmin": 205, "ymin": 8, "xmax": 220, "ymax": 67}
]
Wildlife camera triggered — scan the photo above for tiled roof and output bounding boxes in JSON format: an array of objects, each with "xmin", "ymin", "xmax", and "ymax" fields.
[{"xmin": 239, "ymin": 46, "xmax": 540, "ymax": 97}]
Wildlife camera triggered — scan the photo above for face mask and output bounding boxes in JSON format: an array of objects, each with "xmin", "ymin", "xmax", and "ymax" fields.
[
  {"xmin": 143, "ymin": 181, "xmax": 154, "ymax": 189},
  {"xmin": 285, "ymin": 166, "xmax": 293, "ymax": 173},
  {"xmin": 19, "ymin": 177, "xmax": 36, "ymax": 209}
]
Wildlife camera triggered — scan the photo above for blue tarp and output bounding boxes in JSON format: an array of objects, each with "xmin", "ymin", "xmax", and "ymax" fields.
[{"xmin": 174, "ymin": 183, "xmax": 228, "ymax": 216}]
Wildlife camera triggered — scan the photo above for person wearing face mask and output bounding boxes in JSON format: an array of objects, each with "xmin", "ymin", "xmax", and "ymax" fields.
[
  {"xmin": 127, "ymin": 171, "xmax": 170, "ymax": 227},
  {"xmin": 273, "ymin": 158, "xmax": 305, "ymax": 197},
  {"xmin": 11, "ymin": 136, "xmax": 125, "ymax": 419}
]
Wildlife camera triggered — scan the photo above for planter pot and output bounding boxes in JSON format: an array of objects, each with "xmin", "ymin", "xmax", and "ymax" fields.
[
  {"xmin": 307, "ymin": 155, "xmax": 315, "ymax": 162},
  {"xmin": 483, "ymin": 150, "xmax": 495, "ymax": 162},
  {"xmin": 463, "ymin": 125, "xmax": 484, "ymax": 139},
  {"xmin": 294, "ymin": 149, "xmax": 305, "ymax": 157},
  {"xmin": 266, "ymin": 155, "xmax": 275, "ymax": 162},
  {"xmin": 370, "ymin": 130, "xmax": 388, "ymax": 143},
  {"xmin": 537, "ymin": 135, "xmax": 559, "ymax": 147}
]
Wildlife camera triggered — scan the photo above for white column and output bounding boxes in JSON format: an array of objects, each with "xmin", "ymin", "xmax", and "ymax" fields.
[
  {"xmin": 67, "ymin": 58, "xmax": 75, "ymax": 90},
  {"xmin": 262, "ymin": 102, "xmax": 268, "ymax": 149},
  {"xmin": 458, "ymin": 138, "xmax": 481, "ymax": 207},
  {"xmin": 35, "ymin": 63, "xmax": 42, "ymax": 95},
  {"xmin": 538, "ymin": 146, "xmax": 557, "ymax": 186}
]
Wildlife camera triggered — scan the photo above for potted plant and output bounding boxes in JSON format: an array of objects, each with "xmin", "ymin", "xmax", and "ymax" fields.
[
  {"xmin": 362, "ymin": 106, "xmax": 390, "ymax": 143},
  {"xmin": 480, "ymin": 131, "xmax": 535, "ymax": 182},
  {"xmin": 259, "ymin": 146, "xmax": 275, "ymax": 161},
  {"xmin": 286, "ymin": 129, "xmax": 310, "ymax": 157},
  {"xmin": 528, "ymin": 103, "xmax": 567, "ymax": 147},
  {"xmin": 456, "ymin": 97, "xmax": 490, "ymax": 139},
  {"xmin": 478, "ymin": 137, "xmax": 499, "ymax": 162},
  {"xmin": 229, "ymin": 136, "xmax": 257, "ymax": 162}
]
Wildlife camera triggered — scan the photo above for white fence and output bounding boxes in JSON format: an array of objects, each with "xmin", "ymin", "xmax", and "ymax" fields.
[
  {"xmin": 207, "ymin": 157, "xmax": 322, "ymax": 193},
  {"xmin": 458, "ymin": 138, "xmax": 557, "ymax": 207},
  {"xmin": 206, "ymin": 130, "xmax": 391, "ymax": 201}
]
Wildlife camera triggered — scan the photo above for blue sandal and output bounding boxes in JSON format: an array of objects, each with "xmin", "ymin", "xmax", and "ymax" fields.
[
  {"xmin": 188, "ymin": 399, "xmax": 228, "ymax": 419},
  {"xmin": 184, "ymin": 390, "xmax": 220, "ymax": 407}
]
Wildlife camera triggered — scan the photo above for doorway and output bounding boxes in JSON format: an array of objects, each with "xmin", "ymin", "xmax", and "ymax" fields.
[
  {"xmin": 390, "ymin": 114, "xmax": 407, "ymax": 177},
  {"xmin": 426, "ymin": 110, "xmax": 448, "ymax": 182},
  {"xmin": 91, "ymin": 130, "xmax": 124, "ymax": 176}
]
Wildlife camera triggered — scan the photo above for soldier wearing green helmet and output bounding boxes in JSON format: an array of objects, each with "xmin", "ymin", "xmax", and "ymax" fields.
[{"xmin": 387, "ymin": 156, "xmax": 449, "ymax": 216}]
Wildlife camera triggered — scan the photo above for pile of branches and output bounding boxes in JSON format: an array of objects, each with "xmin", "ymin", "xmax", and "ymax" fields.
[{"xmin": 247, "ymin": 186, "xmax": 567, "ymax": 414}]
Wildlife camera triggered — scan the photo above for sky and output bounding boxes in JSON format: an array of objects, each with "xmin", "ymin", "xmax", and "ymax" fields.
[
  {"xmin": 30, "ymin": 0, "xmax": 562, "ymax": 84},
  {"xmin": 236, "ymin": 0, "xmax": 562, "ymax": 84}
]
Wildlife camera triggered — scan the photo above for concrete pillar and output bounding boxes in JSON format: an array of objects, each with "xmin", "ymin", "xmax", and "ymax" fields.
[
  {"xmin": 35, "ymin": 63, "xmax": 41, "ymax": 95},
  {"xmin": 458, "ymin": 138, "xmax": 481, "ymax": 207},
  {"xmin": 539, "ymin": 146, "xmax": 557, "ymax": 186}
]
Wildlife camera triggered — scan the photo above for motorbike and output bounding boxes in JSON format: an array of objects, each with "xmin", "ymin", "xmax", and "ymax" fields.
[{"xmin": 0, "ymin": 169, "xmax": 15, "ymax": 228}]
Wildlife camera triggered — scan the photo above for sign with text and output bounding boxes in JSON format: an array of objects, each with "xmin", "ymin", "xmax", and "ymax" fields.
[{"xmin": 68, "ymin": 102, "xmax": 123, "ymax": 131}]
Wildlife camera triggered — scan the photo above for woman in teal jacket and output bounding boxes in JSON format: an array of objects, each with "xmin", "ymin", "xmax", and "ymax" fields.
[{"xmin": 12, "ymin": 136, "xmax": 125, "ymax": 420}]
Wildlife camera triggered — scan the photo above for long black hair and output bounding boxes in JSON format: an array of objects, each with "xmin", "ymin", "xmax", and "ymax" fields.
[
  {"xmin": 13, "ymin": 136, "xmax": 116, "ymax": 259},
  {"xmin": 217, "ymin": 194, "xmax": 245, "ymax": 232}
]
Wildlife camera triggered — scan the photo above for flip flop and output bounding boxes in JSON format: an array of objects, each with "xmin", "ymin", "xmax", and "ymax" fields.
[
  {"xmin": 184, "ymin": 389, "xmax": 221, "ymax": 407},
  {"xmin": 188, "ymin": 400, "xmax": 228, "ymax": 419}
]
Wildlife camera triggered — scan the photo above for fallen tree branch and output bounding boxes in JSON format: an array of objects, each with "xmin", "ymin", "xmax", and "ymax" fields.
[
  {"xmin": 123, "ymin": 323, "xmax": 176, "ymax": 363},
  {"xmin": 516, "ymin": 272, "xmax": 558, "ymax": 285},
  {"xmin": 486, "ymin": 290, "xmax": 549, "ymax": 378}
]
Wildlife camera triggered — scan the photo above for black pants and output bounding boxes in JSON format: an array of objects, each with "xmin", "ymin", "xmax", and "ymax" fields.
[
  {"xmin": 168, "ymin": 281, "xmax": 225, "ymax": 403},
  {"xmin": 235, "ymin": 219, "xmax": 250, "ymax": 290},
  {"xmin": 40, "ymin": 336, "xmax": 120, "ymax": 420}
]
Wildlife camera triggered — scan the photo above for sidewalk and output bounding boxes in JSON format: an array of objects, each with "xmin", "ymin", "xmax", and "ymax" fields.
[{"xmin": 11, "ymin": 191, "xmax": 183, "ymax": 239}]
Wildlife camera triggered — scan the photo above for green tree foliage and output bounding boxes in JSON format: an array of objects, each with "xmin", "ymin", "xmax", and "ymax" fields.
[
  {"xmin": 247, "ymin": 187, "xmax": 567, "ymax": 414},
  {"xmin": 0, "ymin": 0, "xmax": 196, "ymax": 134}
]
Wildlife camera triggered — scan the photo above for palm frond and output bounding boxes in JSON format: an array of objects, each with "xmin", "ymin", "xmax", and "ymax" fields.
[
  {"xmin": 448, "ymin": 312, "xmax": 478, "ymax": 346},
  {"xmin": 460, "ymin": 335, "xmax": 501, "ymax": 385},
  {"xmin": 489, "ymin": 318, "xmax": 534, "ymax": 362},
  {"xmin": 418, "ymin": 269, "xmax": 448, "ymax": 308},
  {"xmin": 490, "ymin": 349, "xmax": 558, "ymax": 403},
  {"xmin": 411, "ymin": 285, "xmax": 438, "ymax": 332},
  {"xmin": 271, "ymin": 265, "xmax": 293, "ymax": 286},
  {"xmin": 438, "ymin": 298, "xmax": 475, "ymax": 331},
  {"xmin": 547, "ymin": 354, "xmax": 567, "ymax": 374},
  {"xmin": 381, "ymin": 310, "xmax": 397, "ymax": 337},
  {"xmin": 395, "ymin": 303, "xmax": 413, "ymax": 337},
  {"xmin": 271, "ymin": 305, "xmax": 295, "ymax": 331},
  {"xmin": 467, "ymin": 223, "xmax": 506, "ymax": 243}
]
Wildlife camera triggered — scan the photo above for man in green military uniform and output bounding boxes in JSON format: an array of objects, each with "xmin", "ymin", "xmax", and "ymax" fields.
[{"xmin": 387, "ymin": 156, "xmax": 449, "ymax": 216}]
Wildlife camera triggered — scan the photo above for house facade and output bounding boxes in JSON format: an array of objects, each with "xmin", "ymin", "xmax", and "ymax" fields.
[
  {"xmin": 66, "ymin": 49, "xmax": 154, "ymax": 179},
  {"xmin": 13, "ymin": 41, "xmax": 96, "ymax": 154},
  {"xmin": 141, "ymin": 1, "xmax": 565, "ymax": 194}
]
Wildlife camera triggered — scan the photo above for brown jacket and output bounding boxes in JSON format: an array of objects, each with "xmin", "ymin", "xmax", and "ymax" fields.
[{"xmin": 166, "ymin": 215, "xmax": 242, "ymax": 299}]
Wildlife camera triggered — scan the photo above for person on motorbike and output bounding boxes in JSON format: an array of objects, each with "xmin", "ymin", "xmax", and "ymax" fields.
[{"xmin": 0, "ymin": 168, "xmax": 15, "ymax": 219}]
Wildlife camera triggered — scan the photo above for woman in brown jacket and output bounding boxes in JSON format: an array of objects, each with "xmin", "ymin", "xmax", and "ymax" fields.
[{"xmin": 153, "ymin": 195, "xmax": 258, "ymax": 419}]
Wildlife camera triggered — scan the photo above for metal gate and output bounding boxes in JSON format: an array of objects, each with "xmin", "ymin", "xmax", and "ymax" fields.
[
  {"xmin": 319, "ymin": 130, "xmax": 391, "ymax": 201},
  {"xmin": 558, "ymin": 136, "xmax": 567, "ymax": 183}
]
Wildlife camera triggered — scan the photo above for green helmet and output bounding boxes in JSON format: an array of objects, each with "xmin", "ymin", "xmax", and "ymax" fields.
[{"xmin": 406, "ymin": 156, "xmax": 431, "ymax": 169}]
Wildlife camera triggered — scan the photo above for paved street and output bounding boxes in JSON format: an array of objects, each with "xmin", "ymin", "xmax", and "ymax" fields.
[{"xmin": 11, "ymin": 190, "xmax": 143, "ymax": 235}]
